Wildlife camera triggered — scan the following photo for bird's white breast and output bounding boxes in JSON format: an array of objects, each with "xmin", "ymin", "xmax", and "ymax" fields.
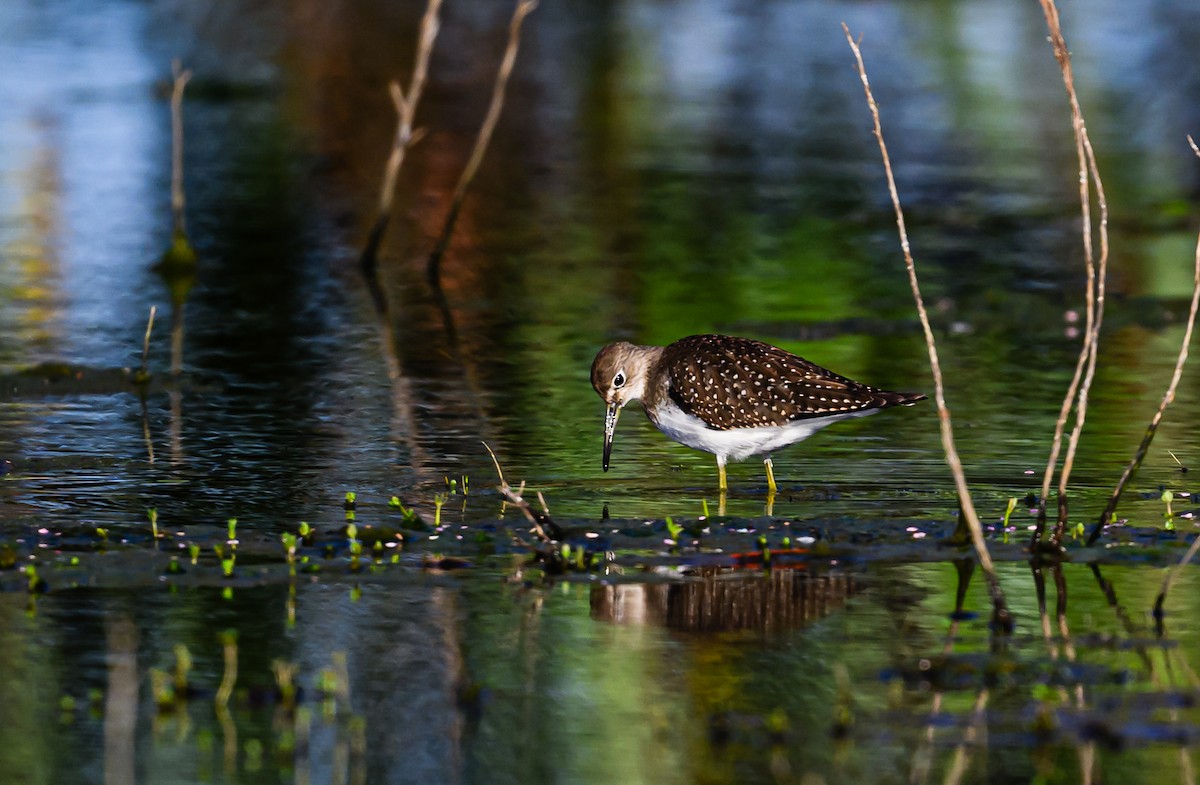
[{"xmin": 647, "ymin": 399, "xmax": 879, "ymax": 461}]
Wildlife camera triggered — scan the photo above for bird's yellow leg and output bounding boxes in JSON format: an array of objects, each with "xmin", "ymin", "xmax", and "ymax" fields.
[
  {"xmin": 764, "ymin": 456, "xmax": 777, "ymax": 494},
  {"xmin": 716, "ymin": 457, "xmax": 728, "ymax": 516}
]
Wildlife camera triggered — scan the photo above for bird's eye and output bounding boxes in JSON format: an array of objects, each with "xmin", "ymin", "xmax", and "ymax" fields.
[{"xmin": 613, "ymin": 372, "xmax": 626, "ymax": 388}]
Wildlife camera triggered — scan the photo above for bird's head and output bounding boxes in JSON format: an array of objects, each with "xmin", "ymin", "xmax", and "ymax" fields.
[{"xmin": 590, "ymin": 341, "xmax": 650, "ymax": 472}]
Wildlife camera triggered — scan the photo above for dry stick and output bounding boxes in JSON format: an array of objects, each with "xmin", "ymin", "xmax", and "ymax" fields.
[
  {"xmin": 841, "ymin": 24, "xmax": 1009, "ymax": 622},
  {"xmin": 1033, "ymin": 0, "xmax": 1110, "ymax": 546},
  {"xmin": 483, "ymin": 441, "xmax": 553, "ymax": 543},
  {"xmin": 359, "ymin": 0, "xmax": 442, "ymax": 284},
  {"xmin": 1088, "ymin": 136, "xmax": 1200, "ymax": 546},
  {"xmin": 426, "ymin": 0, "xmax": 538, "ymax": 291},
  {"xmin": 169, "ymin": 60, "xmax": 192, "ymax": 235},
  {"xmin": 140, "ymin": 305, "xmax": 157, "ymax": 380}
]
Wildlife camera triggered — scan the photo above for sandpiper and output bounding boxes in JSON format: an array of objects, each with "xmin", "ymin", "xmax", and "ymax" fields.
[{"xmin": 591, "ymin": 334, "xmax": 925, "ymax": 492}]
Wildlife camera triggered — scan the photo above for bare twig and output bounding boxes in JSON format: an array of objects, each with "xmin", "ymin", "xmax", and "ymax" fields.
[
  {"xmin": 483, "ymin": 441, "xmax": 555, "ymax": 542},
  {"xmin": 169, "ymin": 60, "xmax": 192, "ymax": 234},
  {"xmin": 841, "ymin": 24, "xmax": 1009, "ymax": 625},
  {"xmin": 426, "ymin": 0, "xmax": 538, "ymax": 290},
  {"xmin": 1087, "ymin": 136, "xmax": 1200, "ymax": 545},
  {"xmin": 359, "ymin": 0, "xmax": 443, "ymax": 278},
  {"xmin": 1033, "ymin": 0, "xmax": 1110, "ymax": 548},
  {"xmin": 140, "ymin": 305, "xmax": 157, "ymax": 380}
]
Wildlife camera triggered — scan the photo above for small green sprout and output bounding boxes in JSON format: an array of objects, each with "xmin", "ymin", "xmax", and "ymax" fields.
[
  {"xmin": 315, "ymin": 667, "xmax": 338, "ymax": 697},
  {"xmin": 150, "ymin": 669, "xmax": 175, "ymax": 709},
  {"xmin": 765, "ymin": 707, "xmax": 789, "ymax": 737},
  {"xmin": 389, "ymin": 496, "xmax": 402, "ymax": 508},
  {"xmin": 273, "ymin": 660, "xmax": 298, "ymax": 708},
  {"xmin": 701, "ymin": 499, "xmax": 709, "ymax": 518},
  {"xmin": 281, "ymin": 532, "xmax": 297, "ymax": 564},
  {"xmin": 434, "ymin": 494, "xmax": 447, "ymax": 527},
  {"xmin": 344, "ymin": 491, "xmax": 356, "ymax": 509},
  {"xmin": 461, "ymin": 475, "xmax": 469, "ymax": 496},
  {"xmin": 665, "ymin": 517, "xmax": 682, "ymax": 542},
  {"xmin": 244, "ymin": 739, "xmax": 264, "ymax": 771},
  {"xmin": 1002, "ymin": 497, "xmax": 1017, "ymax": 544},
  {"xmin": 148, "ymin": 508, "xmax": 159, "ymax": 539},
  {"xmin": 446, "ymin": 477, "xmax": 457, "ymax": 495},
  {"xmin": 1073, "ymin": 521, "xmax": 1085, "ymax": 539},
  {"xmin": 1162, "ymin": 489, "xmax": 1175, "ymax": 526},
  {"xmin": 188, "ymin": 542, "xmax": 200, "ymax": 565},
  {"xmin": 95, "ymin": 527, "xmax": 108, "ymax": 541},
  {"xmin": 26, "ymin": 564, "xmax": 47, "ymax": 593},
  {"xmin": 214, "ymin": 545, "xmax": 235, "ymax": 577},
  {"xmin": 298, "ymin": 521, "xmax": 312, "ymax": 538},
  {"xmin": 174, "ymin": 644, "xmax": 193, "ymax": 695},
  {"xmin": 227, "ymin": 518, "xmax": 237, "ymax": 541}
]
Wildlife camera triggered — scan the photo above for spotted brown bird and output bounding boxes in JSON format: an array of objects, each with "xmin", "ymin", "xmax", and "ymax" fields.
[{"xmin": 590, "ymin": 334, "xmax": 925, "ymax": 492}]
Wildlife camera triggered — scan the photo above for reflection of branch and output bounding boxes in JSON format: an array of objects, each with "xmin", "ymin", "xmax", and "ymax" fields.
[
  {"xmin": 169, "ymin": 60, "xmax": 192, "ymax": 235},
  {"xmin": 104, "ymin": 617, "xmax": 139, "ymax": 785},
  {"xmin": 943, "ymin": 689, "xmax": 989, "ymax": 785},
  {"xmin": 359, "ymin": 0, "xmax": 442, "ymax": 283},
  {"xmin": 841, "ymin": 24, "xmax": 1009, "ymax": 625},
  {"xmin": 1032, "ymin": 0, "xmax": 1109, "ymax": 547},
  {"xmin": 1153, "ymin": 531, "xmax": 1200, "ymax": 628},
  {"xmin": 910, "ymin": 560, "xmax": 974, "ymax": 785},
  {"xmin": 216, "ymin": 632, "xmax": 239, "ymax": 776},
  {"xmin": 426, "ymin": 0, "xmax": 538, "ymax": 293},
  {"xmin": 1089, "ymin": 137, "xmax": 1200, "ymax": 546},
  {"xmin": 1089, "ymin": 564, "xmax": 1155, "ymax": 679}
]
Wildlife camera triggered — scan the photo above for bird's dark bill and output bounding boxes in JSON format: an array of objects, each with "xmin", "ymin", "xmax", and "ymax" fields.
[{"xmin": 603, "ymin": 401, "xmax": 620, "ymax": 472}]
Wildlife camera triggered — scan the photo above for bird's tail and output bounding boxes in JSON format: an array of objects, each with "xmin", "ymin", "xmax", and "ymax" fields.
[{"xmin": 877, "ymin": 390, "xmax": 927, "ymax": 408}]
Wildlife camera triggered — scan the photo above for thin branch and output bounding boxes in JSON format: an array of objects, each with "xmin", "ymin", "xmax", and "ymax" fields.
[
  {"xmin": 140, "ymin": 305, "xmax": 157, "ymax": 380},
  {"xmin": 483, "ymin": 441, "xmax": 555, "ymax": 543},
  {"xmin": 1087, "ymin": 136, "xmax": 1200, "ymax": 545},
  {"xmin": 169, "ymin": 60, "xmax": 192, "ymax": 235},
  {"xmin": 1031, "ymin": 0, "xmax": 1110, "ymax": 548},
  {"xmin": 359, "ymin": 0, "xmax": 443, "ymax": 278},
  {"xmin": 426, "ymin": 0, "xmax": 538, "ymax": 290},
  {"xmin": 379, "ymin": 0, "xmax": 441, "ymax": 218},
  {"xmin": 841, "ymin": 24, "xmax": 1009, "ymax": 625}
]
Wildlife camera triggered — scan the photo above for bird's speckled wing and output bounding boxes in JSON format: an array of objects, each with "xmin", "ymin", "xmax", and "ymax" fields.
[{"xmin": 659, "ymin": 334, "xmax": 919, "ymax": 430}]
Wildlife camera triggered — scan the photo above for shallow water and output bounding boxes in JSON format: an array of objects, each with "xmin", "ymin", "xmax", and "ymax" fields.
[{"xmin": 3, "ymin": 0, "xmax": 1200, "ymax": 783}]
